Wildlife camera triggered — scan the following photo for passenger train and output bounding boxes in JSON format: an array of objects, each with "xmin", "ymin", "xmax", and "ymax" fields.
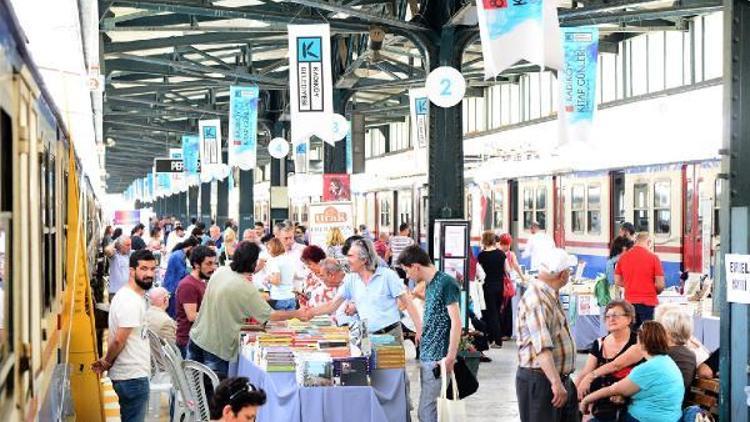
[
  {"xmin": 0, "ymin": 1, "xmax": 103, "ymax": 419},
  {"xmin": 337, "ymin": 158, "xmax": 721, "ymax": 288}
]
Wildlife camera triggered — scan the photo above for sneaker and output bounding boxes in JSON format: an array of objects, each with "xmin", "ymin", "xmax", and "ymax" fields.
[
  {"xmin": 490, "ymin": 342, "xmax": 503, "ymax": 349},
  {"xmin": 480, "ymin": 354, "xmax": 492, "ymax": 363}
]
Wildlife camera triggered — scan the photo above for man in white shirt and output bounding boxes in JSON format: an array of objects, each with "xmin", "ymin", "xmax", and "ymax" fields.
[
  {"xmin": 163, "ymin": 225, "xmax": 187, "ymax": 267},
  {"xmin": 521, "ymin": 222, "xmax": 555, "ymax": 272},
  {"xmin": 278, "ymin": 223, "xmax": 306, "ymax": 290},
  {"xmin": 92, "ymin": 249, "xmax": 156, "ymax": 422}
]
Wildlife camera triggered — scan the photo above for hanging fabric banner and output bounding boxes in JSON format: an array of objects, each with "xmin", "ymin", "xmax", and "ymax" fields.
[
  {"xmin": 475, "ymin": 0, "xmax": 562, "ymax": 78},
  {"xmin": 345, "ymin": 122, "xmax": 353, "ymax": 174},
  {"xmin": 228, "ymin": 85, "xmax": 259, "ymax": 170},
  {"xmin": 182, "ymin": 134, "xmax": 200, "ymax": 186},
  {"xmin": 409, "ymin": 88, "xmax": 429, "ymax": 169},
  {"xmin": 288, "ymin": 24, "xmax": 334, "ymax": 149},
  {"xmin": 558, "ymin": 26, "xmax": 599, "ymax": 146},
  {"xmin": 199, "ymin": 119, "xmax": 224, "ymax": 181},
  {"xmin": 154, "ymin": 158, "xmax": 172, "ymax": 198},
  {"xmin": 169, "ymin": 148, "xmax": 186, "ymax": 193}
]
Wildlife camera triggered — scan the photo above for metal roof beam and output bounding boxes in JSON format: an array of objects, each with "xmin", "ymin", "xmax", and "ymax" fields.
[
  {"xmin": 108, "ymin": 53, "xmax": 286, "ymax": 86},
  {"xmin": 107, "ymin": 95, "xmax": 226, "ymax": 115},
  {"xmin": 104, "ymin": 32, "xmax": 270, "ymax": 54},
  {"xmin": 285, "ymin": 0, "xmax": 428, "ymax": 32},
  {"xmin": 104, "ymin": 120, "xmax": 188, "ymax": 134},
  {"xmin": 107, "ymin": 80, "xmax": 231, "ymax": 96},
  {"xmin": 560, "ymin": 3, "xmax": 722, "ymax": 26}
]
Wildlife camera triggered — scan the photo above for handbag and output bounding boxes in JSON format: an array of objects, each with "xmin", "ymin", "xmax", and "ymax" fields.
[
  {"xmin": 437, "ymin": 360, "xmax": 467, "ymax": 422},
  {"xmin": 594, "ymin": 273, "xmax": 611, "ymax": 307},
  {"xmin": 442, "ymin": 356, "xmax": 479, "ymax": 399},
  {"xmin": 503, "ymin": 274, "xmax": 516, "ymax": 300}
]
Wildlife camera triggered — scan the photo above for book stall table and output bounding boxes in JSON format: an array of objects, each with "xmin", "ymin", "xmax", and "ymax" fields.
[{"xmin": 228, "ymin": 317, "xmax": 409, "ymax": 422}]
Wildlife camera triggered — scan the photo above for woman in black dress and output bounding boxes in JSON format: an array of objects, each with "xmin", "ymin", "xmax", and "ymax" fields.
[{"xmin": 477, "ymin": 230, "xmax": 506, "ymax": 348}]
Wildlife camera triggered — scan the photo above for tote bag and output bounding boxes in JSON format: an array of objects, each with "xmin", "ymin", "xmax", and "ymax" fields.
[{"xmin": 437, "ymin": 360, "xmax": 467, "ymax": 422}]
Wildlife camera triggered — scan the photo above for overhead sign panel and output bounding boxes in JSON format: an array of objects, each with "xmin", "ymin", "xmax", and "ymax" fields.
[{"xmin": 288, "ymin": 24, "xmax": 334, "ymax": 148}]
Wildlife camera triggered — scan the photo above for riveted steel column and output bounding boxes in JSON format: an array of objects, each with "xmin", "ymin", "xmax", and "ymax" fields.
[
  {"xmin": 200, "ymin": 182, "xmax": 212, "ymax": 223},
  {"xmin": 324, "ymin": 90, "xmax": 351, "ymax": 174},
  {"xmin": 188, "ymin": 185, "xmax": 199, "ymax": 222},
  {"xmin": 719, "ymin": 0, "xmax": 750, "ymax": 420}
]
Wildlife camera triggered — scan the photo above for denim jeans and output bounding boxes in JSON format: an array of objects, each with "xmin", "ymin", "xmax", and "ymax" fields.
[
  {"xmin": 187, "ymin": 339, "xmax": 229, "ymax": 379},
  {"xmin": 418, "ymin": 361, "xmax": 442, "ymax": 422},
  {"xmin": 633, "ymin": 304, "xmax": 655, "ymax": 329},
  {"xmin": 272, "ymin": 298, "xmax": 297, "ymax": 311},
  {"xmin": 112, "ymin": 377, "xmax": 150, "ymax": 422}
]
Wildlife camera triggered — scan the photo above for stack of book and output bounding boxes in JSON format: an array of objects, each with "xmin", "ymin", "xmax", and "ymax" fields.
[
  {"xmin": 369, "ymin": 334, "xmax": 405, "ymax": 369},
  {"xmin": 259, "ymin": 347, "xmax": 296, "ymax": 372}
]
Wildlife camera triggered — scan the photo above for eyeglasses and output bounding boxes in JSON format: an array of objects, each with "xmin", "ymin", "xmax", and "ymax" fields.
[
  {"xmin": 229, "ymin": 381, "xmax": 259, "ymax": 403},
  {"xmin": 604, "ymin": 313, "xmax": 628, "ymax": 319}
]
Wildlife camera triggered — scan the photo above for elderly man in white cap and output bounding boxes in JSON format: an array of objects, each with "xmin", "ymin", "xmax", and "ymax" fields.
[
  {"xmin": 515, "ymin": 248, "xmax": 579, "ymax": 422},
  {"xmin": 147, "ymin": 286, "xmax": 177, "ymax": 344}
]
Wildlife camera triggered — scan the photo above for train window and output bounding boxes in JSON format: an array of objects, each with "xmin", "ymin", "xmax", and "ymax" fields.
[
  {"xmin": 379, "ymin": 197, "xmax": 391, "ymax": 230},
  {"xmin": 714, "ymin": 179, "xmax": 722, "ymax": 236},
  {"xmin": 399, "ymin": 194, "xmax": 412, "ymax": 226},
  {"xmin": 588, "ymin": 185, "xmax": 602, "ymax": 234},
  {"xmin": 634, "ymin": 183, "xmax": 650, "ymax": 232},
  {"xmin": 493, "ymin": 187, "xmax": 503, "ymax": 229},
  {"xmin": 523, "ymin": 188, "xmax": 533, "ymax": 230},
  {"xmin": 571, "ymin": 185, "xmax": 585, "ymax": 233},
  {"xmin": 535, "ymin": 186, "xmax": 547, "ymax": 230},
  {"xmin": 653, "ymin": 180, "xmax": 671, "ymax": 235}
]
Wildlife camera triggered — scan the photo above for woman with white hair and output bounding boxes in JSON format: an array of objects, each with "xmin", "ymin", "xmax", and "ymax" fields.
[{"xmin": 656, "ymin": 306, "xmax": 697, "ymax": 405}]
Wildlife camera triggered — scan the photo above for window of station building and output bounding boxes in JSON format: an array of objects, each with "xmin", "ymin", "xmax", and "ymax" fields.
[
  {"xmin": 571, "ymin": 184, "xmax": 585, "ymax": 233},
  {"xmin": 379, "ymin": 197, "xmax": 391, "ymax": 230},
  {"xmin": 493, "ymin": 187, "xmax": 504, "ymax": 229},
  {"xmin": 634, "ymin": 182, "xmax": 650, "ymax": 232},
  {"xmin": 703, "ymin": 14, "xmax": 723, "ymax": 80},
  {"xmin": 398, "ymin": 193, "xmax": 412, "ymax": 226},
  {"xmin": 587, "ymin": 185, "xmax": 601, "ymax": 234},
  {"xmin": 523, "ymin": 188, "xmax": 533, "ymax": 230},
  {"xmin": 535, "ymin": 186, "xmax": 547, "ymax": 230},
  {"xmin": 653, "ymin": 180, "xmax": 671, "ymax": 235}
]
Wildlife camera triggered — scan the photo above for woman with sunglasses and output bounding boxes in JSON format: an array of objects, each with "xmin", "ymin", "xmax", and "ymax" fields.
[
  {"xmin": 575, "ymin": 300, "xmax": 640, "ymax": 421},
  {"xmin": 209, "ymin": 377, "xmax": 267, "ymax": 421}
]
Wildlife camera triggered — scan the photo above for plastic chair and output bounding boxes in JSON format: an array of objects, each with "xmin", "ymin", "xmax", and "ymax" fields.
[
  {"xmin": 146, "ymin": 329, "xmax": 173, "ymax": 419},
  {"xmin": 182, "ymin": 360, "xmax": 220, "ymax": 422},
  {"xmin": 160, "ymin": 338, "xmax": 196, "ymax": 422}
]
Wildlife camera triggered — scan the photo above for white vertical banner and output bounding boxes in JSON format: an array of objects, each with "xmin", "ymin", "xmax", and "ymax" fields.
[
  {"xmin": 199, "ymin": 119, "xmax": 224, "ymax": 182},
  {"xmin": 475, "ymin": 0, "xmax": 562, "ymax": 79},
  {"xmin": 409, "ymin": 88, "xmax": 429, "ymax": 170},
  {"xmin": 169, "ymin": 148, "xmax": 187, "ymax": 193},
  {"xmin": 288, "ymin": 24, "xmax": 334, "ymax": 152}
]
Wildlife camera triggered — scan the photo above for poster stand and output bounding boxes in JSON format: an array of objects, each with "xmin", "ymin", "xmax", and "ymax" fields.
[{"xmin": 433, "ymin": 219, "xmax": 471, "ymax": 330}]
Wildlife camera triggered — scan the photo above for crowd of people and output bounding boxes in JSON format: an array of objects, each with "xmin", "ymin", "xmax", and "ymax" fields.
[{"xmin": 95, "ymin": 215, "xmax": 718, "ymax": 422}]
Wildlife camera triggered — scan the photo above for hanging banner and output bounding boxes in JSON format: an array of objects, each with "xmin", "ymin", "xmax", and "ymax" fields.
[
  {"xmin": 409, "ymin": 88, "xmax": 429, "ymax": 169},
  {"xmin": 308, "ymin": 202, "xmax": 355, "ymax": 248},
  {"xmin": 146, "ymin": 173, "xmax": 154, "ymax": 202},
  {"xmin": 113, "ymin": 210, "xmax": 141, "ymax": 226},
  {"xmin": 345, "ymin": 123, "xmax": 353, "ymax": 174},
  {"xmin": 475, "ymin": 0, "xmax": 562, "ymax": 79},
  {"xmin": 558, "ymin": 26, "xmax": 599, "ymax": 146},
  {"xmin": 182, "ymin": 134, "xmax": 200, "ymax": 186},
  {"xmin": 169, "ymin": 148, "xmax": 186, "ymax": 193},
  {"xmin": 323, "ymin": 174, "xmax": 351, "ymax": 202},
  {"xmin": 288, "ymin": 24, "xmax": 334, "ymax": 147},
  {"xmin": 199, "ymin": 119, "xmax": 224, "ymax": 181},
  {"xmin": 228, "ymin": 85, "xmax": 259, "ymax": 170}
]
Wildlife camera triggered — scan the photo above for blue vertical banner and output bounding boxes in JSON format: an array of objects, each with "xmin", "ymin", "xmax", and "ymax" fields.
[
  {"xmin": 475, "ymin": 0, "xmax": 562, "ymax": 78},
  {"xmin": 409, "ymin": 88, "xmax": 429, "ymax": 170},
  {"xmin": 182, "ymin": 134, "xmax": 200, "ymax": 186},
  {"xmin": 345, "ymin": 122, "xmax": 353, "ymax": 174},
  {"xmin": 228, "ymin": 85, "xmax": 259, "ymax": 170},
  {"xmin": 559, "ymin": 26, "xmax": 599, "ymax": 146},
  {"xmin": 147, "ymin": 173, "xmax": 154, "ymax": 201},
  {"xmin": 199, "ymin": 119, "xmax": 224, "ymax": 182}
]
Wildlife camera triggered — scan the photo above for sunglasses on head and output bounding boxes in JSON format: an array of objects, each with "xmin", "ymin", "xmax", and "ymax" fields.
[{"xmin": 229, "ymin": 381, "xmax": 259, "ymax": 403}]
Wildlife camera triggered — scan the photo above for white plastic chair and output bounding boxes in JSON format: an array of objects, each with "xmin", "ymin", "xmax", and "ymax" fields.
[
  {"xmin": 160, "ymin": 338, "xmax": 195, "ymax": 422},
  {"xmin": 146, "ymin": 330, "xmax": 172, "ymax": 419},
  {"xmin": 182, "ymin": 360, "xmax": 220, "ymax": 422}
]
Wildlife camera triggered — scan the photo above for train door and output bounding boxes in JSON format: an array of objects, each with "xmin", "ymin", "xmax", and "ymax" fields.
[
  {"xmin": 610, "ymin": 171, "xmax": 625, "ymax": 241},
  {"xmin": 682, "ymin": 164, "xmax": 702, "ymax": 272},
  {"xmin": 508, "ymin": 180, "xmax": 519, "ymax": 246},
  {"xmin": 552, "ymin": 176, "xmax": 565, "ymax": 247}
]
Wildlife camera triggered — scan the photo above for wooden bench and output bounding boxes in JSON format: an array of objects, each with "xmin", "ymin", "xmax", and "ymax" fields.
[{"xmin": 688, "ymin": 377, "xmax": 720, "ymax": 418}]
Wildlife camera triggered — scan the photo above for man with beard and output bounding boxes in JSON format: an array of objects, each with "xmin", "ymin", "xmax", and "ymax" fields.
[
  {"xmin": 92, "ymin": 249, "xmax": 156, "ymax": 422},
  {"xmin": 175, "ymin": 246, "xmax": 217, "ymax": 357}
]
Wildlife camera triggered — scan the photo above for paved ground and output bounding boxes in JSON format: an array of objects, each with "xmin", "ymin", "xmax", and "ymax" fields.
[{"xmin": 404, "ymin": 341, "xmax": 589, "ymax": 421}]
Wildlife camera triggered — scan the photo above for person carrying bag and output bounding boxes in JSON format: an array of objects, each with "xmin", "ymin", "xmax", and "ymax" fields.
[{"xmin": 437, "ymin": 360, "xmax": 466, "ymax": 422}]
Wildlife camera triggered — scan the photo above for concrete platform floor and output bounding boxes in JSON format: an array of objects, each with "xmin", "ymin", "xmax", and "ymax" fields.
[{"xmin": 404, "ymin": 341, "xmax": 589, "ymax": 421}]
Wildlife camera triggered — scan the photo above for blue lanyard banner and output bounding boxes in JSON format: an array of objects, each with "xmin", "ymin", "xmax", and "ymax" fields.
[
  {"xmin": 228, "ymin": 85, "xmax": 259, "ymax": 170},
  {"xmin": 345, "ymin": 124, "xmax": 353, "ymax": 175},
  {"xmin": 146, "ymin": 173, "xmax": 154, "ymax": 201},
  {"xmin": 182, "ymin": 134, "xmax": 200, "ymax": 185},
  {"xmin": 476, "ymin": 0, "xmax": 562, "ymax": 78},
  {"xmin": 559, "ymin": 26, "xmax": 599, "ymax": 145}
]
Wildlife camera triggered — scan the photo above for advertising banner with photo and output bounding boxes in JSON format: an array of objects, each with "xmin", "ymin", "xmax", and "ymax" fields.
[
  {"xmin": 182, "ymin": 134, "xmax": 200, "ymax": 186},
  {"xmin": 113, "ymin": 210, "xmax": 141, "ymax": 226},
  {"xmin": 409, "ymin": 88, "xmax": 429, "ymax": 169},
  {"xmin": 199, "ymin": 119, "xmax": 224, "ymax": 181},
  {"xmin": 228, "ymin": 85, "xmax": 259, "ymax": 170},
  {"xmin": 308, "ymin": 202, "xmax": 355, "ymax": 248},
  {"xmin": 322, "ymin": 174, "xmax": 351, "ymax": 202},
  {"xmin": 288, "ymin": 24, "xmax": 334, "ymax": 150},
  {"xmin": 559, "ymin": 26, "xmax": 599, "ymax": 146},
  {"xmin": 475, "ymin": 0, "xmax": 562, "ymax": 78}
]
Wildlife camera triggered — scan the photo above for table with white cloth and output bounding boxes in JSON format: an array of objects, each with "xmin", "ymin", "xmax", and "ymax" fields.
[{"xmin": 229, "ymin": 347, "xmax": 410, "ymax": 422}]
